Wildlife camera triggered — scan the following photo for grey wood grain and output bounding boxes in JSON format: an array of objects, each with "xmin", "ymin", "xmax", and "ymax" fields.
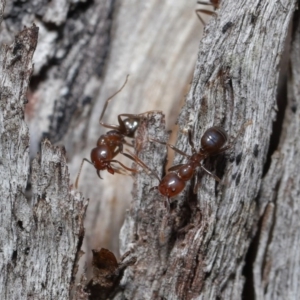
[
  {"xmin": 116, "ymin": 1, "xmax": 298, "ymax": 299},
  {"xmin": 0, "ymin": 23, "xmax": 87, "ymax": 299}
]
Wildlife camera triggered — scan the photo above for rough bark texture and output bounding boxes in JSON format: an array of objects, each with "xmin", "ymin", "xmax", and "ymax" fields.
[
  {"xmin": 1, "ymin": 0, "xmax": 300, "ymax": 299},
  {"xmin": 253, "ymin": 7, "xmax": 300, "ymax": 300},
  {"xmin": 116, "ymin": 1, "xmax": 299, "ymax": 299},
  {"xmin": 1, "ymin": 0, "xmax": 202, "ymax": 261},
  {"xmin": 0, "ymin": 19, "xmax": 87, "ymax": 300}
]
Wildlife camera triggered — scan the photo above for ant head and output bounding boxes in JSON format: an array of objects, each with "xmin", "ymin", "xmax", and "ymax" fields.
[{"xmin": 91, "ymin": 145, "xmax": 114, "ymax": 171}]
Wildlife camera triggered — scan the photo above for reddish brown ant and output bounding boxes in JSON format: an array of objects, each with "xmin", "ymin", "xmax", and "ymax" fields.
[
  {"xmin": 131, "ymin": 122, "xmax": 251, "ymax": 201},
  {"xmin": 152, "ymin": 126, "xmax": 229, "ymax": 199},
  {"xmin": 196, "ymin": 0, "xmax": 220, "ymax": 25},
  {"xmin": 75, "ymin": 75, "xmax": 152, "ymax": 188}
]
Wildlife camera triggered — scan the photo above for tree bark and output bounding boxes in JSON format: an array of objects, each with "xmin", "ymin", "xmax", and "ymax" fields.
[
  {"xmin": 0, "ymin": 0, "xmax": 201, "ymax": 260},
  {"xmin": 0, "ymin": 19, "xmax": 88, "ymax": 300},
  {"xmin": 1, "ymin": 0, "xmax": 201, "ymax": 298},
  {"xmin": 253, "ymin": 7, "xmax": 300, "ymax": 300},
  {"xmin": 115, "ymin": 1, "xmax": 299, "ymax": 299},
  {"xmin": 1, "ymin": 0, "xmax": 300, "ymax": 299}
]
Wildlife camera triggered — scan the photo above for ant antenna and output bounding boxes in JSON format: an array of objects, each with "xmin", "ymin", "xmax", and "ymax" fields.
[
  {"xmin": 75, "ymin": 158, "xmax": 93, "ymax": 189},
  {"xmin": 99, "ymin": 75, "xmax": 130, "ymax": 124}
]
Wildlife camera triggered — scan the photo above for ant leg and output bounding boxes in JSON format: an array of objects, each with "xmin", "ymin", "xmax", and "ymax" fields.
[
  {"xmin": 118, "ymin": 111, "xmax": 162, "ymax": 123},
  {"xmin": 197, "ymin": 1, "xmax": 219, "ymax": 9},
  {"xmin": 99, "ymin": 75, "xmax": 129, "ymax": 128},
  {"xmin": 193, "ymin": 170, "xmax": 202, "ymax": 194},
  {"xmin": 124, "ymin": 140, "xmax": 134, "ymax": 147},
  {"xmin": 124, "ymin": 149, "xmax": 161, "ymax": 182},
  {"xmin": 149, "ymin": 185, "xmax": 158, "ymax": 192},
  {"xmin": 197, "ymin": 0, "xmax": 211, "ymax": 4},
  {"xmin": 168, "ymin": 164, "xmax": 185, "ymax": 172},
  {"xmin": 188, "ymin": 129, "xmax": 197, "ymax": 153},
  {"xmin": 193, "ymin": 175, "xmax": 199, "ymax": 194},
  {"xmin": 109, "ymin": 159, "xmax": 138, "ymax": 173},
  {"xmin": 200, "ymin": 165, "xmax": 221, "ymax": 182},
  {"xmin": 164, "ymin": 198, "xmax": 170, "ymax": 212},
  {"xmin": 195, "ymin": 9, "xmax": 215, "ymax": 25},
  {"xmin": 118, "ymin": 113, "xmax": 141, "ymax": 120},
  {"xmin": 112, "ymin": 147, "xmax": 121, "ymax": 157},
  {"xmin": 149, "ymin": 138, "xmax": 190, "ymax": 158},
  {"xmin": 111, "ymin": 166, "xmax": 131, "ymax": 176},
  {"xmin": 75, "ymin": 158, "xmax": 93, "ymax": 188}
]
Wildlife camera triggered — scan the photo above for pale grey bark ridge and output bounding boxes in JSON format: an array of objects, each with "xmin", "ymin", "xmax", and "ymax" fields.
[
  {"xmin": 0, "ymin": 21, "xmax": 87, "ymax": 299},
  {"xmin": 254, "ymin": 8, "xmax": 300, "ymax": 300}
]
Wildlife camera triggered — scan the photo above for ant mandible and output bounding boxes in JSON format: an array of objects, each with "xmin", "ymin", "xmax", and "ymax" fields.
[
  {"xmin": 196, "ymin": 0, "xmax": 220, "ymax": 25},
  {"xmin": 75, "ymin": 75, "xmax": 150, "ymax": 188},
  {"xmin": 132, "ymin": 122, "xmax": 251, "ymax": 200}
]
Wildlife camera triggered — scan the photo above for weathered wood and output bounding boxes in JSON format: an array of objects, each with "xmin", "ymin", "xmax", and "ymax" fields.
[
  {"xmin": 71, "ymin": 0, "xmax": 202, "ymax": 258},
  {"xmin": 116, "ymin": 1, "xmax": 298, "ymax": 299},
  {"xmin": 253, "ymin": 8, "xmax": 300, "ymax": 300},
  {"xmin": 0, "ymin": 23, "xmax": 87, "ymax": 299},
  {"xmin": 1, "ymin": 0, "xmax": 203, "ymax": 257},
  {"xmin": 2, "ymin": 0, "xmax": 300, "ymax": 299},
  {"xmin": 0, "ymin": 0, "xmax": 4, "ymax": 25}
]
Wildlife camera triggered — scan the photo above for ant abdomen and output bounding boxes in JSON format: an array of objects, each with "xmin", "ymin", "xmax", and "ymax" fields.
[{"xmin": 200, "ymin": 126, "xmax": 228, "ymax": 154}]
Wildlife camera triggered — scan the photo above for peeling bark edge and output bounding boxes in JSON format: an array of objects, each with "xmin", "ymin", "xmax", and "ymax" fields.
[
  {"xmin": 253, "ymin": 5, "xmax": 300, "ymax": 299},
  {"xmin": 30, "ymin": 139, "xmax": 88, "ymax": 298},
  {"xmin": 0, "ymin": 20, "xmax": 88, "ymax": 300}
]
